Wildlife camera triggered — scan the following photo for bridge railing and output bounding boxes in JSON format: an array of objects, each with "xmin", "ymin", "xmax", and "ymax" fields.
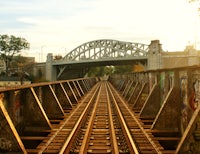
[
  {"xmin": 0, "ymin": 77, "xmax": 98, "ymax": 153},
  {"xmin": 109, "ymin": 65, "xmax": 200, "ymax": 153}
]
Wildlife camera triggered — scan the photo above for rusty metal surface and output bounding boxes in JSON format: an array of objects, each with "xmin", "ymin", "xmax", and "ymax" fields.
[
  {"xmin": 0, "ymin": 100, "xmax": 27, "ymax": 153},
  {"xmin": 3, "ymin": 66, "xmax": 200, "ymax": 153},
  {"xmin": 0, "ymin": 77, "xmax": 97, "ymax": 153},
  {"xmin": 140, "ymin": 84, "xmax": 161, "ymax": 118},
  {"xmin": 45, "ymin": 81, "xmax": 166, "ymax": 153},
  {"xmin": 109, "ymin": 66, "xmax": 200, "ymax": 153}
]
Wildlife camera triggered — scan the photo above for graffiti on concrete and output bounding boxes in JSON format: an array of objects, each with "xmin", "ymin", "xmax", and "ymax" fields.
[
  {"xmin": 190, "ymin": 79, "xmax": 200, "ymax": 110},
  {"xmin": 0, "ymin": 138, "xmax": 12, "ymax": 152},
  {"xmin": 13, "ymin": 91, "xmax": 22, "ymax": 126},
  {"xmin": 181, "ymin": 77, "xmax": 192, "ymax": 132}
]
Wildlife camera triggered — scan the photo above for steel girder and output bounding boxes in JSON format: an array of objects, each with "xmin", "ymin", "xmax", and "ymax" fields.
[
  {"xmin": 63, "ymin": 39, "xmax": 149, "ymax": 61},
  {"xmin": 55, "ymin": 39, "xmax": 149, "ymax": 79}
]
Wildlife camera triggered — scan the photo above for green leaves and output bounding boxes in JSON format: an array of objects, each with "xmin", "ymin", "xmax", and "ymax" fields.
[
  {"xmin": 0, "ymin": 34, "xmax": 29, "ymax": 55},
  {"xmin": 0, "ymin": 34, "xmax": 30, "ymax": 75}
]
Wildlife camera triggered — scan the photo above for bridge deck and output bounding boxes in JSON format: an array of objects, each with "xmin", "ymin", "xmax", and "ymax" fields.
[{"xmin": 1, "ymin": 66, "xmax": 200, "ymax": 153}]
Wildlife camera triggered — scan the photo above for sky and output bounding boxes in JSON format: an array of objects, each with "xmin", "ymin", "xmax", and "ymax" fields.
[{"xmin": 1, "ymin": 0, "xmax": 200, "ymax": 62}]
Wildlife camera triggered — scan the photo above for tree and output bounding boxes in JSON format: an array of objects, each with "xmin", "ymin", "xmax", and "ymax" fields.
[
  {"xmin": 54, "ymin": 55, "xmax": 63, "ymax": 60},
  {"xmin": 114, "ymin": 65, "xmax": 133, "ymax": 74},
  {"xmin": 0, "ymin": 34, "xmax": 30, "ymax": 75},
  {"xmin": 87, "ymin": 66, "xmax": 114, "ymax": 77}
]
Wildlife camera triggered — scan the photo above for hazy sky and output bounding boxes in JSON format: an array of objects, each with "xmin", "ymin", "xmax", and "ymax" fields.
[{"xmin": 1, "ymin": 0, "xmax": 199, "ymax": 61}]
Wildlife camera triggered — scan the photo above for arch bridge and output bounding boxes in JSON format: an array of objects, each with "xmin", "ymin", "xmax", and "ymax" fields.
[{"xmin": 46, "ymin": 39, "xmax": 160, "ymax": 80}]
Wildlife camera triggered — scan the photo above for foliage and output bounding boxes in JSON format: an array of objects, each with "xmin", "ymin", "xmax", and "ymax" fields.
[
  {"xmin": 0, "ymin": 34, "xmax": 30, "ymax": 75},
  {"xmin": 10, "ymin": 55, "xmax": 26, "ymax": 68},
  {"xmin": 133, "ymin": 64, "xmax": 145, "ymax": 72},
  {"xmin": 114, "ymin": 65, "xmax": 133, "ymax": 74},
  {"xmin": 54, "ymin": 55, "xmax": 63, "ymax": 60},
  {"xmin": 87, "ymin": 65, "xmax": 135, "ymax": 77},
  {"xmin": 87, "ymin": 66, "xmax": 114, "ymax": 77}
]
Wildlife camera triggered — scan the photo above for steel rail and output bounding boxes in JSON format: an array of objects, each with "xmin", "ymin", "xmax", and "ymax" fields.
[
  {"xmin": 108, "ymin": 82, "xmax": 162, "ymax": 154},
  {"xmin": 106, "ymin": 82, "xmax": 139, "ymax": 154},
  {"xmin": 38, "ymin": 83, "xmax": 100, "ymax": 154},
  {"xmin": 59, "ymin": 82, "xmax": 102, "ymax": 154},
  {"xmin": 105, "ymin": 82, "xmax": 119, "ymax": 153},
  {"xmin": 79, "ymin": 81, "xmax": 120, "ymax": 153},
  {"xmin": 79, "ymin": 82, "xmax": 103, "ymax": 153}
]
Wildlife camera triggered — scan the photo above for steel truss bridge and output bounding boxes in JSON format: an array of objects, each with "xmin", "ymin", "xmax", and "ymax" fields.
[
  {"xmin": 2, "ymin": 66, "xmax": 200, "ymax": 153},
  {"xmin": 50, "ymin": 39, "xmax": 150, "ymax": 80}
]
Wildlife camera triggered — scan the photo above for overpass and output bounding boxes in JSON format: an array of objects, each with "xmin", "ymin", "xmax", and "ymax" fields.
[
  {"xmin": 40, "ymin": 39, "xmax": 200, "ymax": 81},
  {"xmin": 45, "ymin": 39, "xmax": 157, "ymax": 81}
]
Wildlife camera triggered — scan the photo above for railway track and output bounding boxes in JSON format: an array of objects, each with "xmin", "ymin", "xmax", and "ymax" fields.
[{"xmin": 27, "ymin": 81, "xmax": 171, "ymax": 154}]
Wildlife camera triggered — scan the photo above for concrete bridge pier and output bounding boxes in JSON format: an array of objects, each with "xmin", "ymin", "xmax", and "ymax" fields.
[
  {"xmin": 46, "ymin": 53, "xmax": 57, "ymax": 81},
  {"xmin": 147, "ymin": 40, "xmax": 162, "ymax": 70}
]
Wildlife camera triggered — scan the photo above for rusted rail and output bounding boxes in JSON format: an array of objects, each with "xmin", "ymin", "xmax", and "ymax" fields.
[
  {"xmin": 36, "ymin": 82, "xmax": 101, "ymax": 153},
  {"xmin": 3, "ymin": 65, "xmax": 200, "ymax": 153},
  {"xmin": 26, "ymin": 81, "xmax": 166, "ymax": 153},
  {"xmin": 0, "ymin": 78, "xmax": 177, "ymax": 153},
  {"xmin": 107, "ymin": 82, "xmax": 164, "ymax": 154}
]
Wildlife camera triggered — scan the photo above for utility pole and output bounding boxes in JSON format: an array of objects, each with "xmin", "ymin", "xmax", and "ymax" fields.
[{"xmin": 41, "ymin": 45, "xmax": 46, "ymax": 62}]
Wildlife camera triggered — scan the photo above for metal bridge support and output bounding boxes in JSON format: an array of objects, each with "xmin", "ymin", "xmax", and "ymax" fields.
[
  {"xmin": 0, "ymin": 77, "xmax": 97, "ymax": 153},
  {"xmin": 0, "ymin": 100, "xmax": 27, "ymax": 153},
  {"xmin": 110, "ymin": 66, "xmax": 200, "ymax": 153},
  {"xmin": 138, "ymin": 72, "xmax": 161, "ymax": 119},
  {"xmin": 151, "ymin": 70, "xmax": 181, "ymax": 129},
  {"xmin": 33, "ymin": 85, "xmax": 65, "ymax": 119}
]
